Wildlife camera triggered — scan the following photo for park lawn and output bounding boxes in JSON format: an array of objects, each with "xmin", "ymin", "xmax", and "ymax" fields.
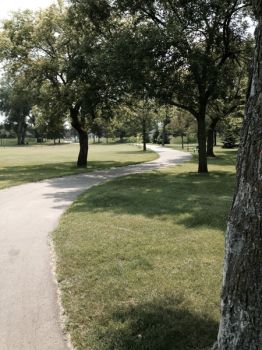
[
  {"xmin": 53, "ymin": 148, "xmax": 237, "ymax": 350},
  {"xmin": 0, "ymin": 143, "xmax": 157, "ymax": 189},
  {"xmin": 166, "ymin": 141, "xmax": 228, "ymax": 154},
  {"xmin": 167, "ymin": 143, "xmax": 198, "ymax": 152}
]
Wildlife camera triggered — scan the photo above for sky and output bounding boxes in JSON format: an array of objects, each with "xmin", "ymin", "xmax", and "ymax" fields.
[{"xmin": 0, "ymin": 0, "xmax": 56, "ymax": 20}]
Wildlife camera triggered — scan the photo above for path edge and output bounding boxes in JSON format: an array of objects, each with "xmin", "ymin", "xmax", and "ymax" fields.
[
  {"xmin": 49, "ymin": 145, "xmax": 192, "ymax": 350},
  {"xmin": 49, "ymin": 236, "xmax": 75, "ymax": 350}
]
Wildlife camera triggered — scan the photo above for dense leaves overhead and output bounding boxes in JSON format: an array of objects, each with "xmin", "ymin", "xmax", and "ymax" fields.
[{"xmin": 112, "ymin": 0, "xmax": 250, "ymax": 113}]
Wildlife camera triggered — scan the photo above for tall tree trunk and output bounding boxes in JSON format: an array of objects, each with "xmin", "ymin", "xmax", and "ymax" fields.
[
  {"xmin": 21, "ymin": 128, "xmax": 26, "ymax": 145},
  {"xmin": 78, "ymin": 131, "xmax": 88, "ymax": 167},
  {"xmin": 17, "ymin": 119, "xmax": 26, "ymax": 145},
  {"xmin": 207, "ymin": 118, "xmax": 219, "ymax": 157},
  {"xmin": 70, "ymin": 105, "xmax": 88, "ymax": 167},
  {"xmin": 142, "ymin": 118, "xmax": 147, "ymax": 151},
  {"xmin": 197, "ymin": 115, "xmax": 208, "ymax": 173},
  {"xmin": 17, "ymin": 131, "xmax": 22, "ymax": 145},
  {"xmin": 214, "ymin": 6, "xmax": 262, "ymax": 349}
]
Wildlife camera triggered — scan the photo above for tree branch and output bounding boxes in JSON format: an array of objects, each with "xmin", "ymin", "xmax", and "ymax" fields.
[{"xmin": 170, "ymin": 100, "xmax": 198, "ymax": 118}]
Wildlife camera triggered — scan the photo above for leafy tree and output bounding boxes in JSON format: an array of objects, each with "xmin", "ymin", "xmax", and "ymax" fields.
[
  {"xmin": 219, "ymin": 112, "xmax": 243, "ymax": 148},
  {"xmin": 0, "ymin": 75, "xmax": 32, "ymax": 145},
  {"xmin": 213, "ymin": 1, "xmax": 262, "ymax": 348},
  {"xmin": 90, "ymin": 121, "xmax": 104, "ymax": 143},
  {"xmin": 112, "ymin": 0, "xmax": 250, "ymax": 172},
  {"xmin": 169, "ymin": 109, "xmax": 197, "ymax": 149},
  {"xmin": 154, "ymin": 105, "xmax": 171, "ymax": 146},
  {"xmin": 31, "ymin": 103, "xmax": 67, "ymax": 144},
  {"xmin": 113, "ymin": 98, "xmax": 157, "ymax": 150},
  {"xmin": 206, "ymin": 41, "xmax": 252, "ymax": 156},
  {"xmin": 0, "ymin": 4, "xmax": 113, "ymax": 166}
]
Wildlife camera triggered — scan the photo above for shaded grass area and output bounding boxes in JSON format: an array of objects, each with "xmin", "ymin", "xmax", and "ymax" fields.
[
  {"xmin": 0, "ymin": 144, "xmax": 156, "ymax": 189},
  {"xmin": 166, "ymin": 143, "xmax": 198, "ymax": 153},
  {"xmin": 166, "ymin": 143, "xmax": 238, "ymax": 161},
  {"xmin": 53, "ymin": 148, "xmax": 237, "ymax": 350}
]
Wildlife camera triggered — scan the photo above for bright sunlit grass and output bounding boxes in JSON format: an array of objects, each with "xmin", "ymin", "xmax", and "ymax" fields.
[{"xmin": 0, "ymin": 143, "xmax": 157, "ymax": 189}]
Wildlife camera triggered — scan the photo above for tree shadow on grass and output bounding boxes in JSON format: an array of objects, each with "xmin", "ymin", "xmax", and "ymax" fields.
[
  {"xmin": 66, "ymin": 170, "xmax": 235, "ymax": 231},
  {"xmin": 207, "ymin": 153, "xmax": 237, "ymax": 167},
  {"xmin": 0, "ymin": 161, "xmax": 138, "ymax": 188},
  {"xmin": 189, "ymin": 151, "xmax": 237, "ymax": 168},
  {"xmin": 93, "ymin": 295, "xmax": 218, "ymax": 350}
]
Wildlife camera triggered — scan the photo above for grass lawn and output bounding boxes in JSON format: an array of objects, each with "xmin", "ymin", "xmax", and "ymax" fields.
[
  {"xmin": 53, "ymin": 148, "xmax": 237, "ymax": 350},
  {"xmin": 0, "ymin": 143, "xmax": 157, "ymax": 189},
  {"xmin": 167, "ymin": 143, "xmax": 198, "ymax": 152},
  {"xmin": 166, "ymin": 140, "xmax": 232, "ymax": 155},
  {"xmin": 0, "ymin": 138, "xmax": 49, "ymax": 147}
]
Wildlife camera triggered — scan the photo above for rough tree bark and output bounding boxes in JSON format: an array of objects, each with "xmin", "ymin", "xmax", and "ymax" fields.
[
  {"xmin": 70, "ymin": 105, "xmax": 88, "ymax": 167},
  {"xmin": 214, "ymin": 3, "xmax": 262, "ymax": 349}
]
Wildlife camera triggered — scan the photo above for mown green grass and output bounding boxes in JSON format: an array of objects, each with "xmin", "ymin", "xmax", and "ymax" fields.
[
  {"xmin": 53, "ymin": 148, "xmax": 237, "ymax": 350},
  {"xmin": 0, "ymin": 137, "xmax": 54, "ymax": 147},
  {"xmin": 167, "ymin": 143, "xmax": 198, "ymax": 152},
  {"xmin": 0, "ymin": 143, "xmax": 157, "ymax": 189}
]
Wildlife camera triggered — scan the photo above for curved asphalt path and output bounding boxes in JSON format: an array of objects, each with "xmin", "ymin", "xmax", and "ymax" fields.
[{"xmin": 0, "ymin": 145, "xmax": 191, "ymax": 350}]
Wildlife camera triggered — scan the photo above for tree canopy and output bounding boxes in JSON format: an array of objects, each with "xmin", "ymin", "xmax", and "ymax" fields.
[{"xmin": 0, "ymin": 0, "xmax": 253, "ymax": 170}]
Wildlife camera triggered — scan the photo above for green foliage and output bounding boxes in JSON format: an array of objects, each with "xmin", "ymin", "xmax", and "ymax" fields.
[
  {"xmin": 154, "ymin": 130, "xmax": 170, "ymax": 145},
  {"xmin": 32, "ymin": 105, "xmax": 67, "ymax": 141},
  {"xmin": 168, "ymin": 109, "xmax": 196, "ymax": 137},
  {"xmin": 219, "ymin": 115, "xmax": 243, "ymax": 148},
  {"xmin": 112, "ymin": 0, "xmax": 250, "ymax": 113},
  {"xmin": 0, "ymin": 3, "xmax": 115, "ymax": 142},
  {"xmin": 206, "ymin": 38, "xmax": 252, "ymax": 129},
  {"xmin": 0, "ymin": 75, "xmax": 33, "ymax": 144},
  {"xmin": 111, "ymin": 98, "xmax": 158, "ymax": 141}
]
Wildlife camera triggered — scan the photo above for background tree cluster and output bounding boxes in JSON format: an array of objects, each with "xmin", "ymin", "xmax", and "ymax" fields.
[{"xmin": 0, "ymin": 0, "xmax": 253, "ymax": 171}]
